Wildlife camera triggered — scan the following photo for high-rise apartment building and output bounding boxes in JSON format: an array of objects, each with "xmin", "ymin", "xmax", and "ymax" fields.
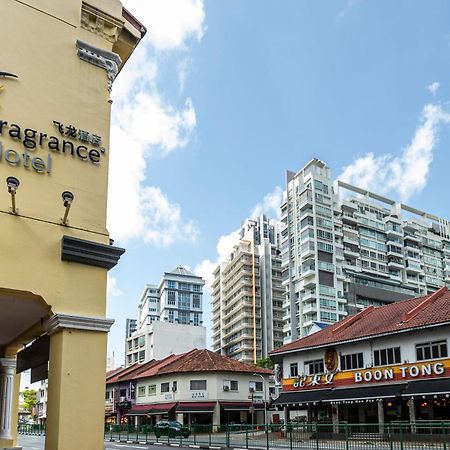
[
  {"xmin": 211, "ymin": 215, "xmax": 284, "ymax": 364},
  {"xmin": 281, "ymin": 159, "xmax": 450, "ymax": 342},
  {"xmin": 124, "ymin": 266, "xmax": 206, "ymax": 366}
]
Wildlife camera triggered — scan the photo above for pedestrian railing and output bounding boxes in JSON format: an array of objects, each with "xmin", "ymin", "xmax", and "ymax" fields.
[
  {"xmin": 17, "ymin": 423, "xmax": 46, "ymax": 436},
  {"xmin": 18, "ymin": 421, "xmax": 450, "ymax": 449}
]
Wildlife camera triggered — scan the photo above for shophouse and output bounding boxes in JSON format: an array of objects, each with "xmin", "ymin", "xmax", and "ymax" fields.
[
  {"xmin": 106, "ymin": 349, "xmax": 273, "ymax": 426},
  {"xmin": 270, "ymin": 287, "xmax": 450, "ymax": 427}
]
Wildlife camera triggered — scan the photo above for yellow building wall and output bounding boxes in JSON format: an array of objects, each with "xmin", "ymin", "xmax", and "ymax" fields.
[{"xmin": 0, "ymin": 1, "xmax": 143, "ymax": 449}]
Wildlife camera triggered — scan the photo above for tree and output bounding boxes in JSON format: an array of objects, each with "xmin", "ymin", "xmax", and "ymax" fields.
[
  {"xmin": 21, "ymin": 389, "xmax": 37, "ymax": 414},
  {"xmin": 255, "ymin": 357, "xmax": 274, "ymax": 370}
]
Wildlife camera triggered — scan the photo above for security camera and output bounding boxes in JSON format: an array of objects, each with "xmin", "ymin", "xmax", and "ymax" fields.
[{"xmin": 6, "ymin": 176, "xmax": 20, "ymax": 193}]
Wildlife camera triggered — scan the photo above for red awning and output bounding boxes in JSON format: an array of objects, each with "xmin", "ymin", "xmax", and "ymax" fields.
[
  {"xmin": 127, "ymin": 402, "xmax": 177, "ymax": 416},
  {"xmin": 219, "ymin": 402, "xmax": 265, "ymax": 411},
  {"xmin": 176, "ymin": 402, "xmax": 216, "ymax": 413}
]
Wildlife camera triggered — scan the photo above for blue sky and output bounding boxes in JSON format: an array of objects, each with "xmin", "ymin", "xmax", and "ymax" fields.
[{"xmin": 105, "ymin": 0, "xmax": 450, "ymax": 367}]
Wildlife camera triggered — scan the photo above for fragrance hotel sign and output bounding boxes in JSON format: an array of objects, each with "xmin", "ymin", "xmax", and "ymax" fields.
[
  {"xmin": 282, "ymin": 359, "xmax": 450, "ymax": 392},
  {"xmin": 0, "ymin": 118, "xmax": 107, "ymax": 175}
]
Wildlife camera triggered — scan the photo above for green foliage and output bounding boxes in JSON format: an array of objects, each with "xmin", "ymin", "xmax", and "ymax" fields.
[
  {"xmin": 255, "ymin": 357, "xmax": 274, "ymax": 369},
  {"xmin": 21, "ymin": 389, "xmax": 37, "ymax": 413}
]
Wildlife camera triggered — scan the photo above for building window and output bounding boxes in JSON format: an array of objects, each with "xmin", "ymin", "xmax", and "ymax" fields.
[
  {"xmin": 127, "ymin": 355, "xmax": 132, "ymax": 365},
  {"xmin": 193, "ymin": 284, "xmax": 201, "ymax": 292},
  {"xmin": 290, "ymin": 363, "xmax": 298, "ymax": 377},
  {"xmin": 161, "ymin": 382, "xmax": 170, "ymax": 393},
  {"xmin": 167, "ymin": 280, "xmax": 176, "ymax": 289},
  {"xmin": 179, "ymin": 293, "xmax": 190, "ymax": 310},
  {"xmin": 138, "ymin": 335, "xmax": 145, "ymax": 346},
  {"xmin": 305, "ymin": 359, "xmax": 324, "ymax": 375},
  {"xmin": 249, "ymin": 381, "xmax": 263, "ymax": 392},
  {"xmin": 168, "ymin": 310, "xmax": 174, "ymax": 323},
  {"xmin": 374, "ymin": 347, "xmax": 401, "ymax": 366},
  {"xmin": 223, "ymin": 380, "xmax": 238, "ymax": 391},
  {"xmin": 340, "ymin": 352, "xmax": 364, "ymax": 370},
  {"xmin": 148, "ymin": 384, "xmax": 156, "ymax": 396},
  {"xmin": 172, "ymin": 381, "xmax": 177, "ymax": 392},
  {"xmin": 416, "ymin": 340, "xmax": 448, "ymax": 361},
  {"xmin": 193, "ymin": 294, "xmax": 201, "ymax": 308},
  {"xmin": 190, "ymin": 380, "xmax": 207, "ymax": 390},
  {"xmin": 105, "ymin": 391, "xmax": 110, "ymax": 400},
  {"xmin": 180, "ymin": 283, "xmax": 191, "ymax": 290},
  {"xmin": 138, "ymin": 386, "xmax": 146, "ymax": 397},
  {"xmin": 179, "ymin": 311, "xmax": 190, "ymax": 324},
  {"xmin": 167, "ymin": 291, "xmax": 176, "ymax": 305},
  {"xmin": 193, "ymin": 313, "xmax": 200, "ymax": 326},
  {"xmin": 139, "ymin": 350, "xmax": 145, "ymax": 363},
  {"xmin": 127, "ymin": 341, "xmax": 132, "ymax": 350},
  {"xmin": 119, "ymin": 388, "xmax": 127, "ymax": 398}
]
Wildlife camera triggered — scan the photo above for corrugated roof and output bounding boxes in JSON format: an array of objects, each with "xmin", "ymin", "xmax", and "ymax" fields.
[{"xmin": 270, "ymin": 287, "xmax": 450, "ymax": 355}]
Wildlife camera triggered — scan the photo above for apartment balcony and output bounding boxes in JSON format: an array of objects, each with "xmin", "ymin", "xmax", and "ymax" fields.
[
  {"xmin": 386, "ymin": 228, "xmax": 403, "ymax": 238},
  {"xmin": 342, "ymin": 212, "xmax": 358, "ymax": 224},
  {"xmin": 300, "ymin": 274, "xmax": 316, "ymax": 288},
  {"xmin": 343, "ymin": 247, "xmax": 360, "ymax": 258},
  {"xmin": 403, "ymin": 222, "xmax": 418, "ymax": 233},
  {"xmin": 302, "ymin": 304, "xmax": 317, "ymax": 315},
  {"xmin": 405, "ymin": 263, "xmax": 422, "ymax": 274},
  {"xmin": 341, "ymin": 199, "xmax": 358, "ymax": 211},
  {"xmin": 343, "ymin": 234, "xmax": 359, "ymax": 245},
  {"xmin": 387, "ymin": 249, "xmax": 403, "ymax": 257},
  {"xmin": 388, "ymin": 260, "xmax": 404, "ymax": 269},
  {"xmin": 300, "ymin": 243, "xmax": 315, "ymax": 259}
]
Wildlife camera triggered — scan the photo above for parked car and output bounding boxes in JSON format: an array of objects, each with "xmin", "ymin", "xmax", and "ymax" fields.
[{"xmin": 154, "ymin": 420, "xmax": 191, "ymax": 438}]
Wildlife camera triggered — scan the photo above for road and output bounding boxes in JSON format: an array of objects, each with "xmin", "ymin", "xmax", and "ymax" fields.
[{"xmin": 18, "ymin": 435, "xmax": 180, "ymax": 450}]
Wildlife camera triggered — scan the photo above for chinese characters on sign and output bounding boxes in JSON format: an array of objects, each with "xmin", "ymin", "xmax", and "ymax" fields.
[{"xmin": 53, "ymin": 121, "xmax": 106, "ymax": 154}]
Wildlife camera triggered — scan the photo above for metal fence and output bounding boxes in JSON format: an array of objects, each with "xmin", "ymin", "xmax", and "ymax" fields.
[{"xmin": 18, "ymin": 421, "xmax": 450, "ymax": 449}]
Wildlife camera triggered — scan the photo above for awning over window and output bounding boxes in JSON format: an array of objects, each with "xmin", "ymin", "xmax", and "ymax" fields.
[
  {"xmin": 323, "ymin": 384, "xmax": 407, "ymax": 403},
  {"xmin": 176, "ymin": 402, "xmax": 216, "ymax": 413},
  {"xmin": 273, "ymin": 390, "xmax": 332, "ymax": 407},
  {"xmin": 220, "ymin": 402, "xmax": 265, "ymax": 411},
  {"xmin": 126, "ymin": 402, "xmax": 177, "ymax": 416},
  {"xmin": 402, "ymin": 378, "xmax": 450, "ymax": 398}
]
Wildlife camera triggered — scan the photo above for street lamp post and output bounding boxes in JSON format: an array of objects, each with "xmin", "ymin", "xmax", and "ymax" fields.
[{"xmin": 253, "ymin": 373, "xmax": 268, "ymax": 425}]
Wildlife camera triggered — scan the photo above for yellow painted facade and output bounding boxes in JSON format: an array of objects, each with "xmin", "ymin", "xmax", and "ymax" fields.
[{"xmin": 0, "ymin": 1, "xmax": 144, "ymax": 449}]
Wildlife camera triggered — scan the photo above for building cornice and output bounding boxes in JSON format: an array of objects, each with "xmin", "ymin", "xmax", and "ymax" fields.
[
  {"xmin": 45, "ymin": 314, "xmax": 114, "ymax": 335},
  {"xmin": 61, "ymin": 235, "xmax": 125, "ymax": 270},
  {"xmin": 76, "ymin": 40, "xmax": 122, "ymax": 92}
]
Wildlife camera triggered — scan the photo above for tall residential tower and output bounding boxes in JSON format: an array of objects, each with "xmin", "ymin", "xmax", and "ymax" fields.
[
  {"xmin": 281, "ymin": 159, "xmax": 450, "ymax": 342},
  {"xmin": 125, "ymin": 266, "xmax": 206, "ymax": 366},
  {"xmin": 211, "ymin": 215, "xmax": 284, "ymax": 364}
]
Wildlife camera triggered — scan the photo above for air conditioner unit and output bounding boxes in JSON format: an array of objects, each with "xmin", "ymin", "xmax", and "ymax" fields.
[{"xmin": 223, "ymin": 386, "xmax": 230, "ymax": 391}]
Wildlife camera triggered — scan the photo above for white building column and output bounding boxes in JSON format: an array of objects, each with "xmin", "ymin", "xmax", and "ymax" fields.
[{"xmin": 0, "ymin": 358, "xmax": 16, "ymax": 440}]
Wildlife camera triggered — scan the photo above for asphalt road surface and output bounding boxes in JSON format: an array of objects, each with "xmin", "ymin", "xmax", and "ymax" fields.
[{"xmin": 18, "ymin": 434, "xmax": 178, "ymax": 450}]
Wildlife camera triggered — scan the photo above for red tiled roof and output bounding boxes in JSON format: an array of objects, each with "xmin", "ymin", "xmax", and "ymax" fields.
[
  {"xmin": 270, "ymin": 287, "xmax": 450, "ymax": 355},
  {"xmin": 107, "ymin": 349, "xmax": 272, "ymax": 385},
  {"xmin": 152, "ymin": 349, "xmax": 272, "ymax": 377}
]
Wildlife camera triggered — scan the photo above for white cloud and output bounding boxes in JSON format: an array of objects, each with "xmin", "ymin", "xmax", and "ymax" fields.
[
  {"xmin": 426, "ymin": 81, "xmax": 440, "ymax": 96},
  {"xmin": 107, "ymin": 0, "xmax": 205, "ymax": 245},
  {"xmin": 122, "ymin": 0, "xmax": 205, "ymax": 51},
  {"xmin": 251, "ymin": 186, "xmax": 283, "ymax": 220},
  {"xmin": 339, "ymin": 103, "xmax": 450, "ymax": 202},
  {"xmin": 107, "ymin": 276, "xmax": 123, "ymax": 297}
]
